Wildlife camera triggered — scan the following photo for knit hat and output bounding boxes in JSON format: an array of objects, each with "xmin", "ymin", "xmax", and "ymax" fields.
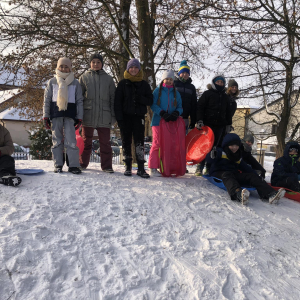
[
  {"xmin": 213, "ymin": 75, "xmax": 225, "ymax": 85},
  {"xmin": 126, "ymin": 58, "xmax": 141, "ymax": 71},
  {"xmin": 228, "ymin": 79, "xmax": 238, "ymax": 88},
  {"xmin": 243, "ymin": 134, "xmax": 254, "ymax": 144},
  {"xmin": 89, "ymin": 53, "xmax": 104, "ymax": 66},
  {"xmin": 178, "ymin": 60, "xmax": 190, "ymax": 76},
  {"xmin": 57, "ymin": 57, "xmax": 72, "ymax": 71},
  {"xmin": 222, "ymin": 133, "xmax": 241, "ymax": 148},
  {"xmin": 161, "ymin": 69, "xmax": 175, "ymax": 81}
]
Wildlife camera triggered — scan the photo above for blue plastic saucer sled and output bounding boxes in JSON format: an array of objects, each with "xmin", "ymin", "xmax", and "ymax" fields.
[
  {"xmin": 16, "ymin": 169, "xmax": 44, "ymax": 175},
  {"xmin": 203, "ymin": 175, "xmax": 256, "ymax": 192}
]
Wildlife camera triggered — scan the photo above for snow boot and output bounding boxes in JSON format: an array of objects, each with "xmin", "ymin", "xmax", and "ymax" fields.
[
  {"xmin": 137, "ymin": 161, "xmax": 150, "ymax": 178},
  {"xmin": 268, "ymin": 188, "xmax": 285, "ymax": 204},
  {"xmin": 1, "ymin": 174, "xmax": 22, "ymax": 187},
  {"xmin": 149, "ymin": 168, "xmax": 161, "ymax": 177},
  {"xmin": 103, "ymin": 168, "xmax": 114, "ymax": 173},
  {"xmin": 235, "ymin": 188, "xmax": 250, "ymax": 205},
  {"xmin": 194, "ymin": 164, "xmax": 203, "ymax": 176},
  {"xmin": 68, "ymin": 167, "xmax": 82, "ymax": 174},
  {"xmin": 54, "ymin": 166, "xmax": 63, "ymax": 173},
  {"xmin": 124, "ymin": 158, "xmax": 132, "ymax": 176}
]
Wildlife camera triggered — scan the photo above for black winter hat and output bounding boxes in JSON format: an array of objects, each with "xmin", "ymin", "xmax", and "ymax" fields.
[
  {"xmin": 228, "ymin": 79, "xmax": 238, "ymax": 88},
  {"xmin": 89, "ymin": 53, "xmax": 104, "ymax": 66}
]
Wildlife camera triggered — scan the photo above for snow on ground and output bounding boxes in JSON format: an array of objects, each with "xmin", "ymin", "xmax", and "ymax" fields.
[{"xmin": 1, "ymin": 159, "xmax": 300, "ymax": 300}]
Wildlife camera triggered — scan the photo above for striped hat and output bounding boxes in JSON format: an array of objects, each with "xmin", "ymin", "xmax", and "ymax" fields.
[{"xmin": 178, "ymin": 60, "xmax": 190, "ymax": 76}]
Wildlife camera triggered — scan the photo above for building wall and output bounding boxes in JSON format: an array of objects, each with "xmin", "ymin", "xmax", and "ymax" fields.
[{"xmin": 232, "ymin": 108, "xmax": 250, "ymax": 138}]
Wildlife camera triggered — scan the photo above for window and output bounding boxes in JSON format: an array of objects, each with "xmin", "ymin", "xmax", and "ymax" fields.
[{"xmin": 271, "ymin": 124, "xmax": 278, "ymax": 134}]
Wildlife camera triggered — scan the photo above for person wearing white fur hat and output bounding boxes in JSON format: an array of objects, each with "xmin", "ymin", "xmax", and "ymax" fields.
[
  {"xmin": 43, "ymin": 57, "xmax": 83, "ymax": 174},
  {"xmin": 148, "ymin": 70, "xmax": 183, "ymax": 176}
]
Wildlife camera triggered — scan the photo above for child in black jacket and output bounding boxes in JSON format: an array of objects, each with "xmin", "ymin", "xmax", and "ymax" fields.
[{"xmin": 207, "ymin": 133, "xmax": 285, "ymax": 205}]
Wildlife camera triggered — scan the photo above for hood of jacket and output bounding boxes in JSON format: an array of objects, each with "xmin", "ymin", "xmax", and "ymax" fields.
[
  {"xmin": 222, "ymin": 133, "xmax": 241, "ymax": 148},
  {"xmin": 207, "ymin": 74, "xmax": 226, "ymax": 92},
  {"xmin": 284, "ymin": 141, "xmax": 300, "ymax": 160}
]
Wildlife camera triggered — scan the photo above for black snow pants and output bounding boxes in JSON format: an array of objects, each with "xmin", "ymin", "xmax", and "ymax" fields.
[
  {"xmin": 0, "ymin": 155, "xmax": 16, "ymax": 177},
  {"xmin": 272, "ymin": 176, "xmax": 300, "ymax": 192}
]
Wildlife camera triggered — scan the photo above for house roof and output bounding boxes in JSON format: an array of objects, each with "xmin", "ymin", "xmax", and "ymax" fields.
[
  {"xmin": 0, "ymin": 89, "xmax": 22, "ymax": 104},
  {"xmin": 0, "ymin": 66, "xmax": 26, "ymax": 89},
  {"xmin": 0, "ymin": 106, "xmax": 35, "ymax": 121}
]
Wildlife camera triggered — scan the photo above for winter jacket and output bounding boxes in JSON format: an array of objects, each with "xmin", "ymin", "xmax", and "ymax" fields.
[
  {"xmin": 0, "ymin": 124, "xmax": 14, "ymax": 156},
  {"xmin": 114, "ymin": 79, "xmax": 153, "ymax": 120},
  {"xmin": 43, "ymin": 77, "xmax": 84, "ymax": 120},
  {"xmin": 150, "ymin": 86, "xmax": 183, "ymax": 126},
  {"xmin": 271, "ymin": 142, "xmax": 300, "ymax": 185},
  {"xmin": 241, "ymin": 140, "xmax": 266, "ymax": 176},
  {"xmin": 207, "ymin": 133, "xmax": 256, "ymax": 176},
  {"xmin": 197, "ymin": 83, "xmax": 232, "ymax": 127},
  {"xmin": 79, "ymin": 69, "xmax": 116, "ymax": 128},
  {"xmin": 174, "ymin": 77, "xmax": 197, "ymax": 125}
]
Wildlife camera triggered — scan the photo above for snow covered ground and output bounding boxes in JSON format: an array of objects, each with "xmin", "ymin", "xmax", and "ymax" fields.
[{"xmin": 1, "ymin": 158, "xmax": 300, "ymax": 300}]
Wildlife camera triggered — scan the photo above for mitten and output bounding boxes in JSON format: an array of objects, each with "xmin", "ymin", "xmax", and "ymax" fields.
[
  {"xmin": 210, "ymin": 146, "xmax": 217, "ymax": 159},
  {"xmin": 160, "ymin": 110, "xmax": 171, "ymax": 122},
  {"xmin": 170, "ymin": 111, "xmax": 179, "ymax": 122},
  {"xmin": 43, "ymin": 117, "xmax": 51, "ymax": 130},
  {"xmin": 196, "ymin": 120, "xmax": 204, "ymax": 130},
  {"xmin": 74, "ymin": 119, "xmax": 82, "ymax": 130}
]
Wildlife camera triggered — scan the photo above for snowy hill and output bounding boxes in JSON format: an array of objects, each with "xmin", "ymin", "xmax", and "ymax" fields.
[{"xmin": 1, "ymin": 159, "xmax": 300, "ymax": 299}]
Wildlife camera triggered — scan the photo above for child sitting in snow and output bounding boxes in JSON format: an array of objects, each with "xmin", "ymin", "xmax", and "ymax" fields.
[
  {"xmin": 148, "ymin": 70, "xmax": 183, "ymax": 177},
  {"xmin": 206, "ymin": 133, "xmax": 285, "ymax": 205},
  {"xmin": 43, "ymin": 57, "xmax": 83, "ymax": 174},
  {"xmin": 271, "ymin": 142, "xmax": 300, "ymax": 192}
]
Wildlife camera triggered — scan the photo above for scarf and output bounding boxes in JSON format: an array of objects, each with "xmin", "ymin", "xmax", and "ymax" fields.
[
  {"xmin": 162, "ymin": 83, "xmax": 173, "ymax": 88},
  {"xmin": 224, "ymin": 146, "xmax": 242, "ymax": 162},
  {"xmin": 55, "ymin": 69, "xmax": 75, "ymax": 111},
  {"xmin": 124, "ymin": 69, "xmax": 143, "ymax": 82}
]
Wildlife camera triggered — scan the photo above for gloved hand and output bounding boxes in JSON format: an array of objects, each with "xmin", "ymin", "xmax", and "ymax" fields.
[
  {"xmin": 196, "ymin": 120, "xmax": 204, "ymax": 130},
  {"xmin": 210, "ymin": 146, "xmax": 217, "ymax": 159},
  {"xmin": 226, "ymin": 125, "xmax": 234, "ymax": 133},
  {"xmin": 169, "ymin": 111, "xmax": 179, "ymax": 122},
  {"xmin": 189, "ymin": 123, "xmax": 195, "ymax": 129},
  {"xmin": 74, "ymin": 119, "xmax": 82, "ymax": 130},
  {"xmin": 43, "ymin": 117, "xmax": 51, "ymax": 130},
  {"xmin": 160, "ymin": 110, "xmax": 172, "ymax": 122}
]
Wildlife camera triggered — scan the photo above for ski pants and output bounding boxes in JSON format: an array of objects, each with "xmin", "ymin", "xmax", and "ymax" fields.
[
  {"xmin": 80, "ymin": 126, "xmax": 112, "ymax": 170},
  {"xmin": 119, "ymin": 115, "xmax": 145, "ymax": 163},
  {"xmin": 212, "ymin": 171, "xmax": 275, "ymax": 200},
  {"xmin": 0, "ymin": 155, "xmax": 16, "ymax": 177},
  {"xmin": 51, "ymin": 117, "xmax": 80, "ymax": 168},
  {"xmin": 272, "ymin": 176, "xmax": 300, "ymax": 192}
]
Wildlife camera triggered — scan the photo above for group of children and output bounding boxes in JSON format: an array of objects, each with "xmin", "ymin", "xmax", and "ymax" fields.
[{"xmin": 0, "ymin": 55, "xmax": 299, "ymax": 206}]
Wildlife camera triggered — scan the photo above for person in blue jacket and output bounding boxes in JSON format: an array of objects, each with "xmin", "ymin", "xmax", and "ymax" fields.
[
  {"xmin": 148, "ymin": 70, "xmax": 183, "ymax": 176},
  {"xmin": 271, "ymin": 141, "xmax": 300, "ymax": 192},
  {"xmin": 207, "ymin": 133, "xmax": 285, "ymax": 205}
]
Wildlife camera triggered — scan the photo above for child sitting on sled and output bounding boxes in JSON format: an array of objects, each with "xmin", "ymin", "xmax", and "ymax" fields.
[
  {"xmin": 271, "ymin": 142, "xmax": 300, "ymax": 192},
  {"xmin": 148, "ymin": 70, "xmax": 183, "ymax": 177},
  {"xmin": 206, "ymin": 133, "xmax": 285, "ymax": 205}
]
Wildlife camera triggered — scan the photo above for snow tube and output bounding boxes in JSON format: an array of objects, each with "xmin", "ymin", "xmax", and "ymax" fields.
[
  {"xmin": 267, "ymin": 184, "xmax": 300, "ymax": 202},
  {"xmin": 159, "ymin": 117, "xmax": 186, "ymax": 177},
  {"xmin": 186, "ymin": 126, "xmax": 214, "ymax": 165},
  {"xmin": 75, "ymin": 128, "xmax": 84, "ymax": 155},
  {"xmin": 203, "ymin": 175, "xmax": 256, "ymax": 192}
]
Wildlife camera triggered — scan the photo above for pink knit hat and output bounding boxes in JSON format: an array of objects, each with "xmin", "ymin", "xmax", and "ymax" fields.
[{"xmin": 57, "ymin": 57, "xmax": 72, "ymax": 71}]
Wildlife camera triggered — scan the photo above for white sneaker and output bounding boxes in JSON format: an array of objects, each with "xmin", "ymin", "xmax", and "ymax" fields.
[
  {"xmin": 150, "ymin": 168, "xmax": 162, "ymax": 177},
  {"xmin": 269, "ymin": 188, "xmax": 285, "ymax": 204}
]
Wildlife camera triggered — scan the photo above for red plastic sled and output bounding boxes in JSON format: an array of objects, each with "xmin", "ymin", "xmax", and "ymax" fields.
[
  {"xmin": 186, "ymin": 126, "xmax": 215, "ymax": 165},
  {"xmin": 268, "ymin": 183, "xmax": 300, "ymax": 202},
  {"xmin": 159, "ymin": 117, "xmax": 186, "ymax": 177},
  {"xmin": 75, "ymin": 128, "xmax": 84, "ymax": 155}
]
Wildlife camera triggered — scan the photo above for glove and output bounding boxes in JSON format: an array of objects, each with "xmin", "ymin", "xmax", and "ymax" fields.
[
  {"xmin": 226, "ymin": 125, "xmax": 234, "ymax": 133},
  {"xmin": 210, "ymin": 146, "xmax": 217, "ymax": 159},
  {"xmin": 160, "ymin": 110, "xmax": 172, "ymax": 122},
  {"xmin": 74, "ymin": 119, "xmax": 82, "ymax": 130},
  {"xmin": 189, "ymin": 123, "xmax": 195, "ymax": 129},
  {"xmin": 196, "ymin": 120, "xmax": 204, "ymax": 130},
  {"xmin": 169, "ymin": 111, "xmax": 179, "ymax": 122},
  {"xmin": 43, "ymin": 117, "xmax": 51, "ymax": 130}
]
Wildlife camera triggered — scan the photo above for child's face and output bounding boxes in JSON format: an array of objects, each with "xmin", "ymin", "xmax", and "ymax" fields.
[
  {"xmin": 215, "ymin": 80, "xmax": 224, "ymax": 86},
  {"xmin": 163, "ymin": 78, "xmax": 174, "ymax": 85},
  {"xmin": 245, "ymin": 141, "xmax": 253, "ymax": 147},
  {"xmin": 230, "ymin": 86, "xmax": 238, "ymax": 94},
  {"xmin": 289, "ymin": 149, "xmax": 298, "ymax": 155},
  {"xmin": 228, "ymin": 144, "xmax": 239, "ymax": 153},
  {"xmin": 90, "ymin": 59, "xmax": 102, "ymax": 71},
  {"xmin": 128, "ymin": 66, "xmax": 139, "ymax": 76},
  {"xmin": 179, "ymin": 72, "xmax": 190, "ymax": 80},
  {"xmin": 58, "ymin": 64, "xmax": 70, "ymax": 73}
]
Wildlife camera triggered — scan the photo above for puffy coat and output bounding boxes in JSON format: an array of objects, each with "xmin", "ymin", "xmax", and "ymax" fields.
[
  {"xmin": 150, "ymin": 85, "xmax": 183, "ymax": 126},
  {"xmin": 43, "ymin": 77, "xmax": 83, "ymax": 120},
  {"xmin": 271, "ymin": 142, "xmax": 300, "ymax": 185},
  {"xmin": 0, "ymin": 124, "xmax": 14, "ymax": 156},
  {"xmin": 79, "ymin": 69, "xmax": 116, "ymax": 128},
  {"xmin": 174, "ymin": 77, "xmax": 197, "ymax": 124},
  {"xmin": 114, "ymin": 79, "xmax": 153, "ymax": 120},
  {"xmin": 207, "ymin": 133, "xmax": 256, "ymax": 176},
  {"xmin": 197, "ymin": 82, "xmax": 232, "ymax": 127}
]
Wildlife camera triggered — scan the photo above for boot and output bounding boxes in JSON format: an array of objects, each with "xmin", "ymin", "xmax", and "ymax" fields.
[
  {"xmin": 137, "ymin": 161, "xmax": 150, "ymax": 178},
  {"xmin": 124, "ymin": 158, "xmax": 132, "ymax": 176}
]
